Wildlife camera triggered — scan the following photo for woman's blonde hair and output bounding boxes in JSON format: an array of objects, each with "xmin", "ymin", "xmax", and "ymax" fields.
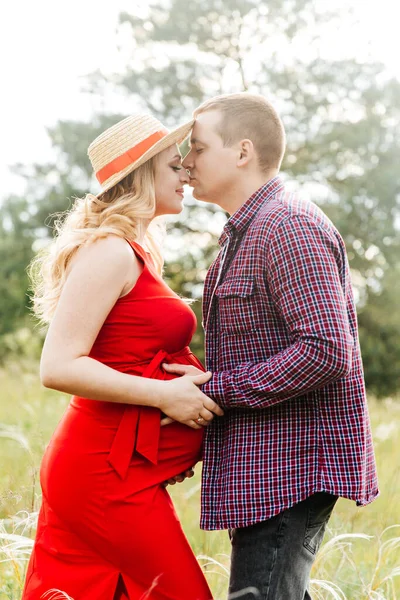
[{"xmin": 29, "ymin": 157, "xmax": 162, "ymax": 324}]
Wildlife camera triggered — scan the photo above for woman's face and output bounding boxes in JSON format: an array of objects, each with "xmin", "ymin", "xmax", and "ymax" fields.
[{"xmin": 153, "ymin": 144, "xmax": 189, "ymax": 217}]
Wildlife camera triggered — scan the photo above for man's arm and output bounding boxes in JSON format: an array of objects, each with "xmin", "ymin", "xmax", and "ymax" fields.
[{"xmin": 201, "ymin": 215, "xmax": 354, "ymax": 409}]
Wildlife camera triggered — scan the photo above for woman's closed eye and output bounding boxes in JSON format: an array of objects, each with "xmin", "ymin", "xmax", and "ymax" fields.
[{"xmin": 171, "ymin": 166, "xmax": 182, "ymax": 172}]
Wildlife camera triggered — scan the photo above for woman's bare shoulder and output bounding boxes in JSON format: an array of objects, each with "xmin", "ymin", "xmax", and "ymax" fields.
[{"xmin": 69, "ymin": 235, "xmax": 138, "ymax": 274}]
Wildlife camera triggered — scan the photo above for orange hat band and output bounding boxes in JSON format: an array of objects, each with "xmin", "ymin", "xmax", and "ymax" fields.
[{"xmin": 96, "ymin": 128, "xmax": 169, "ymax": 184}]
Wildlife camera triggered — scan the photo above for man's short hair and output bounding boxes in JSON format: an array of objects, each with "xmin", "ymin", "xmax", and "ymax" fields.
[{"xmin": 194, "ymin": 93, "xmax": 286, "ymax": 172}]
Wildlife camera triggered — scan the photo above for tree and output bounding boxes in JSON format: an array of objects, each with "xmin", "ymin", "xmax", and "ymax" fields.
[{"xmin": 1, "ymin": 0, "xmax": 399, "ymax": 395}]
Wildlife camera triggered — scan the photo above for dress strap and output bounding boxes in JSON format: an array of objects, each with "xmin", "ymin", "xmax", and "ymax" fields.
[{"xmin": 125, "ymin": 239, "xmax": 151, "ymax": 262}]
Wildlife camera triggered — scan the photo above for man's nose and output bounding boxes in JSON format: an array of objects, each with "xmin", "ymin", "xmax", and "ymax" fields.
[{"xmin": 182, "ymin": 151, "xmax": 193, "ymax": 170}]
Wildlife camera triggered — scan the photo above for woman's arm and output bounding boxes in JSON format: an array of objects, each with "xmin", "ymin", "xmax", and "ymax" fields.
[{"xmin": 40, "ymin": 236, "xmax": 222, "ymax": 428}]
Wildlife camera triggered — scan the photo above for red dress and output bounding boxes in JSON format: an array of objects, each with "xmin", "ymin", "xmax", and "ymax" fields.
[{"xmin": 22, "ymin": 240, "xmax": 213, "ymax": 600}]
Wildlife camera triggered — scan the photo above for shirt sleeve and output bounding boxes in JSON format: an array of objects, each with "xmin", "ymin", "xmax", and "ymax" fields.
[{"xmin": 201, "ymin": 215, "xmax": 355, "ymax": 409}]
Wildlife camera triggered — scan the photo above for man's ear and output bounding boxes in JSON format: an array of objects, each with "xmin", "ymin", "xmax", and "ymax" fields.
[{"xmin": 237, "ymin": 140, "xmax": 254, "ymax": 167}]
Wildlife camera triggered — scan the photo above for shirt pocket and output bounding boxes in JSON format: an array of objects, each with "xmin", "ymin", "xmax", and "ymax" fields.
[{"xmin": 215, "ymin": 277, "xmax": 259, "ymax": 333}]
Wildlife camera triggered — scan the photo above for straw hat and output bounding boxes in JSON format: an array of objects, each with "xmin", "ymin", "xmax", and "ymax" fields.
[{"xmin": 88, "ymin": 114, "xmax": 194, "ymax": 193}]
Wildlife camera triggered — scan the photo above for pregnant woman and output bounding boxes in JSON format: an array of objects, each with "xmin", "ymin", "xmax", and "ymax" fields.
[{"xmin": 22, "ymin": 113, "xmax": 222, "ymax": 600}]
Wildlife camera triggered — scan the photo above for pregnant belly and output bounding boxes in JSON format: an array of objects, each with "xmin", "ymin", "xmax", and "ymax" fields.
[
  {"xmin": 158, "ymin": 420, "xmax": 203, "ymax": 472},
  {"xmin": 40, "ymin": 408, "xmax": 203, "ymax": 510}
]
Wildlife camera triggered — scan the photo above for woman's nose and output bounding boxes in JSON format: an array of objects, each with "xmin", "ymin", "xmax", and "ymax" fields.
[{"xmin": 182, "ymin": 152, "xmax": 193, "ymax": 170}]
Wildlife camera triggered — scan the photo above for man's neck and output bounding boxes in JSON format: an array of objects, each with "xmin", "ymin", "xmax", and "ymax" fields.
[{"xmin": 223, "ymin": 170, "xmax": 279, "ymax": 215}]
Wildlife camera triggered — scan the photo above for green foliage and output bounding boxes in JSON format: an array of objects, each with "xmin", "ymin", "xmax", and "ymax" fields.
[
  {"xmin": 358, "ymin": 265, "xmax": 400, "ymax": 398},
  {"xmin": 0, "ymin": 198, "xmax": 35, "ymax": 349},
  {"xmin": 0, "ymin": 0, "xmax": 399, "ymax": 395}
]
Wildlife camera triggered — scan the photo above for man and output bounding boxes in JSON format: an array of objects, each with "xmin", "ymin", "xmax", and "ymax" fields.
[{"xmin": 164, "ymin": 93, "xmax": 379, "ymax": 599}]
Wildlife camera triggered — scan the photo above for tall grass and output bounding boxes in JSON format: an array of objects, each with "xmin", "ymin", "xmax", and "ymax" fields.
[{"xmin": 0, "ymin": 365, "xmax": 399, "ymax": 599}]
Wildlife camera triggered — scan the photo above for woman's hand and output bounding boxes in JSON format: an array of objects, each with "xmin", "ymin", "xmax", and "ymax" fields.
[{"xmin": 156, "ymin": 371, "xmax": 223, "ymax": 429}]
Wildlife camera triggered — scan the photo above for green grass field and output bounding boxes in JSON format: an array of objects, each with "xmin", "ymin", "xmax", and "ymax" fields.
[{"xmin": 0, "ymin": 364, "xmax": 399, "ymax": 599}]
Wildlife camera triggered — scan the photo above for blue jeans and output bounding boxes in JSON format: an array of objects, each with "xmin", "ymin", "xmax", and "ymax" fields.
[{"xmin": 228, "ymin": 493, "xmax": 338, "ymax": 600}]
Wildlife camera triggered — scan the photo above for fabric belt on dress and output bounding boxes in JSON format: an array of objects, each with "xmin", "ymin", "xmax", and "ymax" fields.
[{"xmin": 107, "ymin": 347, "xmax": 204, "ymax": 480}]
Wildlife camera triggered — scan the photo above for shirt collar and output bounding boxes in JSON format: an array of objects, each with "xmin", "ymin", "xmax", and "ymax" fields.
[{"xmin": 218, "ymin": 176, "xmax": 284, "ymax": 246}]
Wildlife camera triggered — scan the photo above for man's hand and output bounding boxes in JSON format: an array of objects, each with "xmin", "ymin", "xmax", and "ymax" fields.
[
  {"xmin": 157, "ymin": 370, "xmax": 223, "ymax": 429},
  {"xmin": 163, "ymin": 468, "xmax": 195, "ymax": 487},
  {"xmin": 162, "ymin": 363, "xmax": 204, "ymax": 377}
]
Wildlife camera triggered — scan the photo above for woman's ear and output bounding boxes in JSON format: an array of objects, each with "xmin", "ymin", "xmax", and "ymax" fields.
[{"xmin": 237, "ymin": 140, "xmax": 254, "ymax": 167}]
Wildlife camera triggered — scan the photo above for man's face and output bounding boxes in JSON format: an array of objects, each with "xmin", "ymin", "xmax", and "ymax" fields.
[{"xmin": 182, "ymin": 110, "xmax": 238, "ymax": 205}]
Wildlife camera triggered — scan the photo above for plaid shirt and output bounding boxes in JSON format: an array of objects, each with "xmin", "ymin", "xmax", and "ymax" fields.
[{"xmin": 200, "ymin": 177, "xmax": 379, "ymax": 531}]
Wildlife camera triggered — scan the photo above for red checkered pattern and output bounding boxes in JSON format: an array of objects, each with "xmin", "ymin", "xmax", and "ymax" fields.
[{"xmin": 200, "ymin": 177, "xmax": 379, "ymax": 530}]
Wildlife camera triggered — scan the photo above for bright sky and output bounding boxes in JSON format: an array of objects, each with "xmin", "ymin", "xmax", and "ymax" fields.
[{"xmin": 1, "ymin": 0, "xmax": 399, "ymax": 201}]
